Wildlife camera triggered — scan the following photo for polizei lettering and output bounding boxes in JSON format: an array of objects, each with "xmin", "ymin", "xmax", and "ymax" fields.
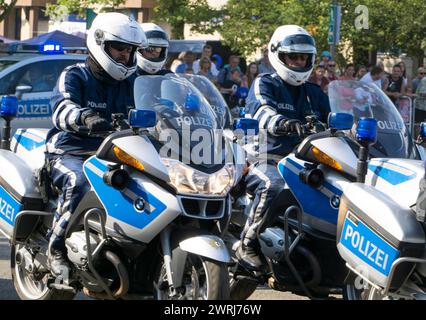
[
  {"xmin": 377, "ymin": 120, "xmax": 403, "ymax": 131},
  {"xmin": 343, "ymin": 224, "xmax": 389, "ymax": 272},
  {"xmin": 18, "ymin": 104, "xmax": 50, "ymax": 116},
  {"xmin": 0, "ymin": 196, "xmax": 16, "ymax": 224},
  {"xmin": 176, "ymin": 116, "xmax": 212, "ymax": 127}
]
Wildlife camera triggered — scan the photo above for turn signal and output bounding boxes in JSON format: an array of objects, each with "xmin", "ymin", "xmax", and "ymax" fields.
[
  {"xmin": 113, "ymin": 146, "xmax": 145, "ymax": 172},
  {"xmin": 312, "ymin": 147, "xmax": 343, "ymax": 171}
]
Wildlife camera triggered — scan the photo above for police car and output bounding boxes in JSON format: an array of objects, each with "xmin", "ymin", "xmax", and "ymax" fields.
[{"xmin": 0, "ymin": 43, "xmax": 86, "ymax": 131}]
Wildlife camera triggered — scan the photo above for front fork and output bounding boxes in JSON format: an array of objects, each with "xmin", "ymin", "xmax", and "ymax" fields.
[
  {"xmin": 159, "ymin": 224, "xmax": 231, "ymax": 295},
  {"xmin": 159, "ymin": 226, "xmax": 188, "ymax": 296}
]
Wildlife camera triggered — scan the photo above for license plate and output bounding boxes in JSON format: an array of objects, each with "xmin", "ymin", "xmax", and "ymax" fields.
[{"xmin": 339, "ymin": 212, "xmax": 400, "ymax": 276}]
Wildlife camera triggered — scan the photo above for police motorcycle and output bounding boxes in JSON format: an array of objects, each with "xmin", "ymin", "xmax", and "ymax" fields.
[
  {"xmin": 0, "ymin": 74, "xmax": 252, "ymax": 300},
  {"xmin": 335, "ymin": 115, "xmax": 426, "ymax": 299},
  {"xmin": 178, "ymin": 74, "xmax": 233, "ymax": 129},
  {"xmin": 226, "ymin": 80, "xmax": 424, "ymax": 300}
]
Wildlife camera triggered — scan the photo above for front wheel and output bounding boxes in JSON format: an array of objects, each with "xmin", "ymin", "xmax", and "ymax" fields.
[
  {"xmin": 343, "ymin": 283, "xmax": 390, "ymax": 300},
  {"xmin": 154, "ymin": 254, "xmax": 229, "ymax": 300},
  {"xmin": 11, "ymin": 244, "xmax": 75, "ymax": 300}
]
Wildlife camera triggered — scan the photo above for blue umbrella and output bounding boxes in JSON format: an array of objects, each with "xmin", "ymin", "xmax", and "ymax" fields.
[{"xmin": 19, "ymin": 30, "xmax": 86, "ymax": 49}]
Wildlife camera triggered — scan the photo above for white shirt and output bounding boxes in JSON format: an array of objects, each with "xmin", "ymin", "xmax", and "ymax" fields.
[
  {"xmin": 193, "ymin": 59, "xmax": 219, "ymax": 76},
  {"xmin": 360, "ymin": 72, "xmax": 382, "ymax": 89}
]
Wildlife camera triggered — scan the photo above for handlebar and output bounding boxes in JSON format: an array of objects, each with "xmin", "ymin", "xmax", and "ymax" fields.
[
  {"xmin": 275, "ymin": 116, "xmax": 327, "ymax": 139},
  {"xmin": 75, "ymin": 113, "xmax": 131, "ymax": 138}
]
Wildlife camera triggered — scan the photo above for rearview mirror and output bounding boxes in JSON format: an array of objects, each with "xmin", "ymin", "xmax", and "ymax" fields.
[{"xmin": 14, "ymin": 85, "xmax": 32, "ymax": 100}]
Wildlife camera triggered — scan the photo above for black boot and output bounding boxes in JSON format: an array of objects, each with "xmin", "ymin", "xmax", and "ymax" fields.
[
  {"xmin": 48, "ymin": 248, "xmax": 70, "ymax": 278},
  {"xmin": 236, "ymin": 243, "xmax": 265, "ymax": 272}
]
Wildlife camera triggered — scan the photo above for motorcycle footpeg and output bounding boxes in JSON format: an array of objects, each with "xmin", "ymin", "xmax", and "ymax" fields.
[{"xmin": 49, "ymin": 283, "xmax": 77, "ymax": 293}]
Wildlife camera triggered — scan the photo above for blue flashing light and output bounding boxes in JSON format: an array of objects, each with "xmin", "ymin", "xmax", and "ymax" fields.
[
  {"xmin": 356, "ymin": 118, "xmax": 377, "ymax": 144},
  {"xmin": 159, "ymin": 98, "xmax": 175, "ymax": 108},
  {"xmin": 233, "ymin": 118, "xmax": 259, "ymax": 135},
  {"xmin": 185, "ymin": 93, "xmax": 201, "ymax": 112},
  {"xmin": 235, "ymin": 87, "xmax": 249, "ymax": 99},
  {"xmin": 128, "ymin": 109, "xmax": 156, "ymax": 129},
  {"xmin": 0, "ymin": 95, "xmax": 18, "ymax": 118},
  {"xmin": 328, "ymin": 112, "xmax": 354, "ymax": 130},
  {"xmin": 420, "ymin": 122, "xmax": 426, "ymax": 139},
  {"xmin": 239, "ymin": 107, "xmax": 246, "ymax": 118},
  {"xmin": 40, "ymin": 43, "xmax": 64, "ymax": 54}
]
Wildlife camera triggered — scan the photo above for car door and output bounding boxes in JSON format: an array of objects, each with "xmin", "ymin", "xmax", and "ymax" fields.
[{"xmin": 0, "ymin": 58, "xmax": 83, "ymax": 131}]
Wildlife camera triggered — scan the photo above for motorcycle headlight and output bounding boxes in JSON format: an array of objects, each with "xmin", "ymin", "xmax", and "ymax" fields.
[{"xmin": 161, "ymin": 158, "xmax": 234, "ymax": 195}]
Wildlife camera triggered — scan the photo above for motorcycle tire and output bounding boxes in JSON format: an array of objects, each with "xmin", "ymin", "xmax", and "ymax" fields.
[
  {"xmin": 154, "ymin": 254, "xmax": 230, "ymax": 300},
  {"xmin": 343, "ymin": 282, "xmax": 389, "ymax": 300},
  {"xmin": 11, "ymin": 244, "xmax": 75, "ymax": 300}
]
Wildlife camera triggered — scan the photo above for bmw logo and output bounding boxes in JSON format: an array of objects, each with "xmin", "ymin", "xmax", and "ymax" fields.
[
  {"xmin": 134, "ymin": 198, "xmax": 146, "ymax": 212},
  {"xmin": 330, "ymin": 195, "xmax": 340, "ymax": 209}
]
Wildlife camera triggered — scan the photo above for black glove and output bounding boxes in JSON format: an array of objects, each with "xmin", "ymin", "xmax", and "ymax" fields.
[
  {"xmin": 277, "ymin": 119, "xmax": 303, "ymax": 137},
  {"xmin": 81, "ymin": 111, "xmax": 111, "ymax": 133}
]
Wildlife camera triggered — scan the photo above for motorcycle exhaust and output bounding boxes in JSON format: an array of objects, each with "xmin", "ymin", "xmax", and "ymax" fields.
[{"xmin": 83, "ymin": 250, "xmax": 129, "ymax": 300}]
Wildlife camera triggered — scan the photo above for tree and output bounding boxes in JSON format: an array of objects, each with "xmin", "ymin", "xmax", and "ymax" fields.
[
  {"xmin": 0, "ymin": 0, "xmax": 17, "ymax": 23},
  {"xmin": 152, "ymin": 0, "xmax": 223, "ymax": 39},
  {"xmin": 218, "ymin": 0, "xmax": 426, "ymax": 66},
  {"xmin": 45, "ymin": 0, "xmax": 126, "ymax": 22},
  {"xmin": 219, "ymin": 0, "xmax": 305, "ymax": 57}
]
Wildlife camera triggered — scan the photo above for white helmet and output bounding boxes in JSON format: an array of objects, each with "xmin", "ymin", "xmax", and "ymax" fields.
[
  {"xmin": 268, "ymin": 25, "xmax": 316, "ymax": 86},
  {"xmin": 137, "ymin": 23, "xmax": 169, "ymax": 74},
  {"xmin": 87, "ymin": 12, "xmax": 147, "ymax": 81}
]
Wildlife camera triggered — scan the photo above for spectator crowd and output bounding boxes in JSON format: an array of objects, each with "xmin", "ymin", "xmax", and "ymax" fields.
[{"xmin": 164, "ymin": 43, "xmax": 426, "ymax": 120}]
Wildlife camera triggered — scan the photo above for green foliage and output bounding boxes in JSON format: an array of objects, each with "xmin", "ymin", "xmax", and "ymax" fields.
[
  {"xmin": 152, "ymin": 0, "xmax": 223, "ymax": 39},
  {"xmin": 45, "ymin": 0, "xmax": 126, "ymax": 22},
  {"xmin": 219, "ymin": 0, "xmax": 426, "ymax": 61},
  {"xmin": 41, "ymin": 0, "xmax": 426, "ymax": 64},
  {"xmin": 0, "ymin": 0, "xmax": 18, "ymax": 23}
]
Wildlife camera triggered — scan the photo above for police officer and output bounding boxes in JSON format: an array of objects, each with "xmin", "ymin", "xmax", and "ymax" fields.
[
  {"xmin": 136, "ymin": 23, "xmax": 172, "ymax": 76},
  {"xmin": 45, "ymin": 12, "xmax": 147, "ymax": 276},
  {"xmin": 236, "ymin": 25, "xmax": 331, "ymax": 271}
]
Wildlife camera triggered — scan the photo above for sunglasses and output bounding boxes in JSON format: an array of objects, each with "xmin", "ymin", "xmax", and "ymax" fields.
[
  {"xmin": 285, "ymin": 53, "xmax": 309, "ymax": 61},
  {"xmin": 109, "ymin": 42, "xmax": 133, "ymax": 53},
  {"xmin": 144, "ymin": 46, "xmax": 163, "ymax": 53},
  {"xmin": 420, "ymin": 72, "xmax": 426, "ymax": 75},
  {"xmin": 328, "ymin": 64, "xmax": 336, "ymax": 67}
]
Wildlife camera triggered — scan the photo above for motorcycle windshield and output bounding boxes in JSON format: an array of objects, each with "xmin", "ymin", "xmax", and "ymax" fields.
[
  {"xmin": 179, "ymin": 74, "xmax": 232, "ymax": 129},
  {"xmin": 134, "ymin": 75, "xmax": 225, "ymax": 170},
  {"xmin": 328, "ymin": 80, "xmax": 418, "ymax": 159}
]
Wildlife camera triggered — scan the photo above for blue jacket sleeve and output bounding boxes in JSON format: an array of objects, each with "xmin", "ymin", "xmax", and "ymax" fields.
[
  {"xmin": 245, "ymin": 75, "xmax": 285, "ymax": 135},
  {"xmin": 318, "ymin": 90, "xmax": 331, "ymax": 123},
  {"xmin": 50, "ymin": 65, "xmax": 91, "ymax": 133}
]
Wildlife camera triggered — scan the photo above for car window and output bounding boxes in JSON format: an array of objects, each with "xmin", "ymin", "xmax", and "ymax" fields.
[
  {"xmin": 0, "ymin": 58, "xmax": 83, "ymax": 95},
  {"xmin": 0, "ymin": 60, "xmax": 18, "ymax": 72}
]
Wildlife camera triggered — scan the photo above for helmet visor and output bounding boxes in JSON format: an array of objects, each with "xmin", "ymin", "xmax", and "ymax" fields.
[
  {"xmin": 145, "ymin": 30, "xmax": 168, "ymax": 41},
  {"xmin": 278, "ymin": 52, "xmax": 314, "ymax": 72},
  {"xmin": 105, "ymin": 41, "xmax": 138, "ymax": 67},
  {"xmin": 139, "ymin": 46, "xmax": 167, "ymax": 62},
  {"xmin": 276, "ymin": 34, "xmax": 316, "ymax": 54}
]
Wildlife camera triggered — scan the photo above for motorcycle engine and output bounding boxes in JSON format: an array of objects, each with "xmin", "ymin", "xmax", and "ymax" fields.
[
  {"xmin": 259, "ymin": 227, "xmax": 286, "ymax": 260},
  {"xmin": 65, "ymin": 231, "xmax": 99, "ymax": 267}
]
